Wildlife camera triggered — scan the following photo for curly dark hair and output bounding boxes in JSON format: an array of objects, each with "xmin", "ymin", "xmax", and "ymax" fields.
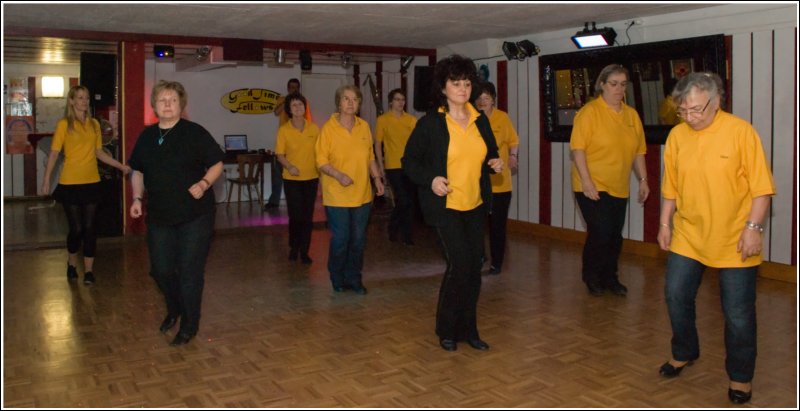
[
  {"xmin": 472, "ymin": 81, "xmax": 497, "ymax": 102},
  {"xmin": 283, "ymin": 92, "xmax": 307, "ymax": 119},
  {"xmin": 431, "ymin": 54, "xmax": 478, "ymax": 112}
]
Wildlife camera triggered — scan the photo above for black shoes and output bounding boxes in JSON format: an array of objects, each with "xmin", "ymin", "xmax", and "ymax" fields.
[
  {"xmin": 587, "ymin": 283, "xmax": 605, "ymax": 296},
  {"xmin": 67, "ymin": 265, "xmax": 78, "ymax": 281},
  {"xmin": 83, "ymin": 272, "xmax": 95, "ymax": 285},
  {"xmin": 263, "ymin": 203, "xmax": 278, "ymax": 210},
  {"xmin": 288, "ymin": 249, "xmax": 298, "ymax": 261},
  {"xmin": 607, "ymin": 282, "xmax": 628, "ymax": 296},
  {"xmin": 333, "ymin": 286, "xmax": 346, "ymax": 292},
  {"xmin": 170, "ymin": 331, "xmax": 195, "ymax": 346},
  {"xmin": 300, "ymin": 254, "xmax": 312, "ymax": 264},
  {"xmin": 332, "ymin": 284, "xmax": 367, "ymax": 294},
  {"xmin": 159, "ymin": 315, "xmax": 178, "ymax": 333},
  {"xmin": 439, "ymin": 338, "xmax": 457, "ymax": 351},
  {"xmin": 467, "ymin": 339, "xmax": 490, "ymax": 350},
  {"xmin": 488, "ymin": 266, "xmax": 501, "ymax": 275},
  {"xmin": 659, "ymin": 360, "xmax": 694, "ymax": 377},
  {"xmin": 351, "ymin": 285, "xmax": 368, "ymax": 295},
  {"xmin": 728, "ymin": 387, "xmax": 752, "ymax": 404}
]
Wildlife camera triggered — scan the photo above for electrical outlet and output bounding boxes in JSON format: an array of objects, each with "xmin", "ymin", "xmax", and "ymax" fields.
[{"xmin": 633, "ymin": 19, "xmax": 643, "ymax": 26}]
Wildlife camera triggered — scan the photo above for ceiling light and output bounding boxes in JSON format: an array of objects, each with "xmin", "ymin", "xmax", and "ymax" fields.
[
  {"xmin": 502, "ymin": 40, "xmax": 539, "ymax": 61},
  {"xmin": 400, "ymin": 56, "xmax": 415, "ymax": 71},
  {"xmin": 341, "ymin": 53, "xmax": 352, "ymax": 69},
  {"xmin": 195, "ymin": 46, "xmax": 211, "ymax": 61},
  {"xmin": 41, "ymin": 76, "xmax": 64, "ymax": 98},
  {"xmin": 275, "ymin": 48, "xmax": 285, "ymax": 64},
  {"xmin": 571, "ymin": 22, "xmax": 617, "ymax": 49}
]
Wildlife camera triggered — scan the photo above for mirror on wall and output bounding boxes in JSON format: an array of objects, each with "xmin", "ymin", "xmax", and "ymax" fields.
[{"xmin": 540, "ymin": 34, "xmax": 727, "ymax": 144}]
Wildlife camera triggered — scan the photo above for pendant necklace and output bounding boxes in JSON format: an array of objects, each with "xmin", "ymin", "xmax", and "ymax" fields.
[{"xmin": 158, "ymin": 123, "xmax": 176, "ymax": 145}]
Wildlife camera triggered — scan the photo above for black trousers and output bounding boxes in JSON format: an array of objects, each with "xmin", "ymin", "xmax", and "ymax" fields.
[
  {"xmin": 267, "ymin": 160, "xmax": 283, "ymax": 205},
  {"xmin": 574, "ymin": 192, "xmax": 629, "ymax": 287},
  {"xmin": 386, "ymin": 168, "xmax": 416, "ymax": 242},
  {"xmin": 488, "ymin": 191, "xmax": 512, "ymax": 269},
  {"xmin": 284, "ymin": 178, "xmax": 318, "ymax": 254},
  {"xmin": 62, "ymin": 202, "xmax": 99, "ymax": 257},
  {"xmin": 434, "ymin": 206, "xmax": 485, "ymax": 341}
]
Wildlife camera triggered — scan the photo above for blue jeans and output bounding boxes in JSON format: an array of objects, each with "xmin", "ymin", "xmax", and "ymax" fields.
[
  {"xmin": 325, "ymin": 203, "xmax": 372, "ymax": 288},
  {"xmin": 664, "ymin": 252, "xmax": 758, "ymax": 383},
  {"xmin": 147, "ymin": 212, "xmax": 215, "ymax": 336}
]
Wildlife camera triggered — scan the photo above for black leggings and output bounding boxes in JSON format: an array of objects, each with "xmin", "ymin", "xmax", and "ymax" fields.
[{"xmin": 62, "ymin": 202, "xmax": 98, "ymax": 258}]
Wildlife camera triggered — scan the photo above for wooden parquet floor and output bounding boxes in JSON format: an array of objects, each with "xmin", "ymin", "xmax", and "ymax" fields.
[{"xmin": 3, "ymin": 211, "xmax": 797, "ymax": 408}]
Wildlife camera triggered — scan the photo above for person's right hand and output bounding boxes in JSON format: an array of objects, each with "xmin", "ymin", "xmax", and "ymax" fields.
[
  {"xmin": 657, "ymin": 225, "xmax": 671, "ymax": 251},
  {"xmin": 40, "ymin": 182, "xmax": 50, "ymax": 196},
  {"xmin": 581, "ymin": 180, "xmax": 600, "ymax": 201},
  {"xmin": 336, "ymin": 172, "xmax": 353, "ymax": 187},
  {"xmin": 130, "ymin": 201, "xmax": 142, "ymax": 218},
  {"xmin": 288, "ymin": 165, "xmax": 300, "ymax": 176},
  {"xmin": 431, "ymin": 176, "xmax": 452, "ymax": 197}
]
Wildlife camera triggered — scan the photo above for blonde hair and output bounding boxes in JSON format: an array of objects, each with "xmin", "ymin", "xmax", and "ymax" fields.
[
  {"xmin": 150, "ymin": 80, "xmax": 188, "ymax": 112},
  {"xmin": 334, "ymin": 84, "xmax": 362, "ymax": 113},
  {"xmin": 594, "ymin": 64, "xmax": 630, "ymax": 96},
  {"xmin": 63, "ymin": 85, "xmax": 92, "ymax": 132}
]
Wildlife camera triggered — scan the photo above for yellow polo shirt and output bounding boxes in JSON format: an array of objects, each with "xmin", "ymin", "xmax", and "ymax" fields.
[
  {"xmin": 275, "ymin": 119, "xmax": 320, "ymax": 181},
  {"xmin": 570, "ymin": 97, "xmax": 646, "ymax": 198},
  {"xmin": 51, "ymin": 118, "xmax": 102, "ymax": 185},
  {"xmin": 487, "ymin": 109, "xmax": 520, "ymax": 193},
  {"xmin": 443, "ymin": 104, "xmax": 487, "ymax": 211},
  {"xmin": 375, "ymin": 111, "xmax": 417, "ymax": 170},
  {"xmin": 662, "ymin": 110, "xmax": 775, "ymax": 267},
  {"xmin": 316, "ymin": 114, "xmax": 375, "ymax": 207}
]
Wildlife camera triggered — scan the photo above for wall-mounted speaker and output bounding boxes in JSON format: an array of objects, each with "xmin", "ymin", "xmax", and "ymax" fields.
[
  {"xmin": 299, "ymin": 50, "xmax": 312, "ymax": 71},
  {"xmin": 413, "ymin": 66, "xmax": 434, "ymax": 112},
  {"xmin": 80, "ymin": 52, "xmax": 117, "ymax": 108}
]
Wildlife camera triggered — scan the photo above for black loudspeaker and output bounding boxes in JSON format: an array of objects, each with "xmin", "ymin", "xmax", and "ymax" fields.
[
  {"xmin": 413, "ymin": 66, "xmax": 435, "ymax": 112},
  {"xmin": 80, "ymin": 52, "xmax": 117, "ymax": 107},
  {"xmin": 299, "ymin": 50, "xmax": 312, "ymax": 71}
]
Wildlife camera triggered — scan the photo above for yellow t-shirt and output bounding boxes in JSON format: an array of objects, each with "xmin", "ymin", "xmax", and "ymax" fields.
[
  {"xmin": 443, "ymin": 104, "xmax": 487, "ymax": 211},
  {"xmin": 275, "ymin": 119, "xmax": 320, "ymax": 181},
  {"xmin": 315, "ymin": 114, "xmax": 375, "ymax": 207},
  {"xmin": 662, "ymin": 110, "xmax": 776, "ymax": 267},
  {"xmin": 569, "ymin": 97, "xmax": 646, "ymax": 198},
  {"xmin": 487, "ymin": 109, "xmax": 520, "ymax": 193},
  {"xmin": 51, "ymin": 118, "xmax": 102, "ymax": 185},
  {"xmin": 278, "ymin": 97, "xmax": 312, "ymax": 125},
  {"xmin": 658, "ymin": 95, "xmax": 681, "ymax": 126},
  {"xmin": 375, "ymin": 111, "xmax": 417, "ymax": 170}
]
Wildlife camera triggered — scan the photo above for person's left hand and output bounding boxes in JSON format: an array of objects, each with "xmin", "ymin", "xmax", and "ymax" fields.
[
  {"xmin": 737, "ymin": 228, "xmax": 763, "ymax": 262},
  {"xmin": 508, "ymin": 155, "xmax": 518, "ymax": 172},
  {"xmin": 121, "ymin": 165, "xmax": 132, "ymax": 176},
  {"xmin": 637, "ymin": 181, "xmax": 650, "ymax": 204},
  {"xmin": 488, "ymin": 158, "xmax": 503, "ymax": 173},
  {"xmin": 188, "ymin": 181, "xmax": 206, "ymax": 199}
]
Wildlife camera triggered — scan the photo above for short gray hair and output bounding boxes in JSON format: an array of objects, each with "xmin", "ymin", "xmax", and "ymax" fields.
[{"xmin": 672, "ymin": 72, "xmax": 725, "ymax": 106}]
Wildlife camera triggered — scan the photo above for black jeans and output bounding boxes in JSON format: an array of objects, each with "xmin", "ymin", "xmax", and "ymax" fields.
[
  {"xmin": 267, "ymin": 160, "xmax": 283, "ymax": 206},
  {"xmin": 434, "ymin": 206, "xmax": 485, "ymax": 341},
  {"xmin": 574, "ymin": 192, "xmax": 628, "ymax": 288},
  {"xmin": 488, "ymin": 191, "xmax": 512, "ymax": 270},
  {"xmin": 386, "ymin": 168, "xmax": 416, "ymax": 242},
  {"xmin": 146, "ymin": 212, "xmax": 215, "ymax": 336},
  {"xmin": 62, "ymin": 202, "xmax": 98, "ymax": 257},
  {"xmin": 284, "ymin": 178, "xmax": 318, "ymax": 254}
]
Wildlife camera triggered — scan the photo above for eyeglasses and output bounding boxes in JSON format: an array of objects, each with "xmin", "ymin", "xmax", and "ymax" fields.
[
  {"xmin": 676, "ymin": 98, "xmax": 711, "ymax": 119},
  {"xmin": 605, "ymin": 81, "xmax": 628, "ymax": 88}
]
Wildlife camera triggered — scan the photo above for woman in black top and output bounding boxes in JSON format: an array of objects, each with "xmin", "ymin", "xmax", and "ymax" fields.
[
  {"xmin": 129, "ymin": 80, "xmax": 224, "ymax": 346},
  {"xmin": 403, "ymin": 55, "xmax": 502, "ymax": 352}
]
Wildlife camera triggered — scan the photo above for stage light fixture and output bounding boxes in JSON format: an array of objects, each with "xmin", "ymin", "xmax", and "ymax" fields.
[
  {"xmin": 571, "ymin": 22, "xmax": 617, "ymax": 49},
  {"xmin": 154, "ymin": 45, "xmax": 174, "ymax": 58},
  {"xmin": 275, "ymin": 48, "xmax": 285, "ymax": 64},
  {"xmin": 400, "ymin": 55, "xmax": 415, "ymax": 71},
  {"xmin": 341, "ymin": 53, "xmax": 352, "ymax": 69},
  {"xmin": 502, "ymin": 40, "xmax": 539, "ymax": 61}
]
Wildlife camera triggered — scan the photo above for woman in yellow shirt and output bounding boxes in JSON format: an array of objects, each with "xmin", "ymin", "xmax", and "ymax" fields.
[
  {"xmin": 403, "ymin": 55, "xmax": 502, "ymax": 352},
  {"xmin": 40, "ymin": 85, "xmax": 130, "ymax": 285},
  {"xmin": 657, "ymin": 72, "xmax": 775, "ymax": 404},
  {"xmin": 316, "ymin": 85, "xmax": 384, "ymax": 294},
  {"xmin": 275, "ymin": 92, "xmax": 320, "ymax": 264},
  {"xmin": 570, "ymin": 64, "xmax": 649, "ymax": 297},
  {"xmin": 374, "ymin": 88, "xmax": 418, "ymax": 245},
  {"xmin": 473, "ymin": 82, "xmax": 519, "ymax": 275}
]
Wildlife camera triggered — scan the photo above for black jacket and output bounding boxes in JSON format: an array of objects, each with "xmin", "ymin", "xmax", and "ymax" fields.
[{"xmin": 402, "ymin": 109, "xmax": 499, "ymax": 227}]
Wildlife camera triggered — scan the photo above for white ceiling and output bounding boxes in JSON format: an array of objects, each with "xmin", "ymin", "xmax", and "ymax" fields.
[{"xmin": 3, "ymin": 2, "xmax": 717, "ymax": 65}]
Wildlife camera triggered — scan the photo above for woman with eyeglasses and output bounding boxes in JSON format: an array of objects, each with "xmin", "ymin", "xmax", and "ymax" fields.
[
  {"xmin": 570, "ymin": 64, "xmax": 649, "ymax": 297},
  {"xmin": 657, "ymin": 72, "xmax": 774, "ymax": 404}
]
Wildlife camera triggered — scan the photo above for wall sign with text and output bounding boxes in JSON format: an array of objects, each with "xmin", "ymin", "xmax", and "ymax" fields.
[{"xmin": 220, "ymin": 88, "xmax": 281, "ymax": 114}]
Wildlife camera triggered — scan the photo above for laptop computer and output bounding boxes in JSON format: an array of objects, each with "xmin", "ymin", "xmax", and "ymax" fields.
[{"xmin": 224, "ymin": 134, "xmax": 249, "ymax": 154}]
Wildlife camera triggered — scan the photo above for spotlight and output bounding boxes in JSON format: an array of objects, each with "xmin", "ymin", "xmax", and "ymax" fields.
[
  {"xmin": 154, "ymin": 45, "xmax": 174, "ymax": 58},
  {"xmin": 195, "ymin": 46, "xmax": 210, "ymax": 61},
  {"xmin": 400, "ymin": 56, "xmax": 415, "ymax": 71},
  {"xmin": 571, "ymin": 22, "xmax": 617, "ymax": 49},
  {"xmin": 275, "ymin": 48, "xmax": 285, "ymax": 64},
  {"xmin": 502, "ymin": 41, "xmax": 524, "ymax": 61},
  {"xmin": 516, "ymin": 40, "xmax": 540, "ymax": 58},
  {"xmin": 341, "ymin": 53, "xmax": 352, "ymax": 69},
  {"xmin": 502, "ymin": 40, "xmax": 539, "ymax": 61}
]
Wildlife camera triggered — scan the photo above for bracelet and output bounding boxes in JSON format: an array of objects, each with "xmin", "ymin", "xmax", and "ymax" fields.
[
  {"xmin": 659, "ymin": 223, "xmax": 670, "ymax": 228},
  {"xmin": 745, "ymin": 220, "xmax": 764, "ymax": 233},
  {"xmin": 639, "ymin": 177, "xmax": 647, "ymax": 182},
  {"xmin": 201, "ymin": 178, "xmax": 211, "ymax": 189}
]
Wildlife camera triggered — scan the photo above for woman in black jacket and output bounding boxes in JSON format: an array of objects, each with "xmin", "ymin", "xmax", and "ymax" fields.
[{"xmin": 403, "ymin": 55, "xmax": 503, "ymax": 352}]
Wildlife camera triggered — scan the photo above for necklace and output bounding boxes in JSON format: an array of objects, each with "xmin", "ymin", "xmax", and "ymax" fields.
[{"xmin": 158, "ymin": 123, "xmax": 176, "ymax": 145}]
